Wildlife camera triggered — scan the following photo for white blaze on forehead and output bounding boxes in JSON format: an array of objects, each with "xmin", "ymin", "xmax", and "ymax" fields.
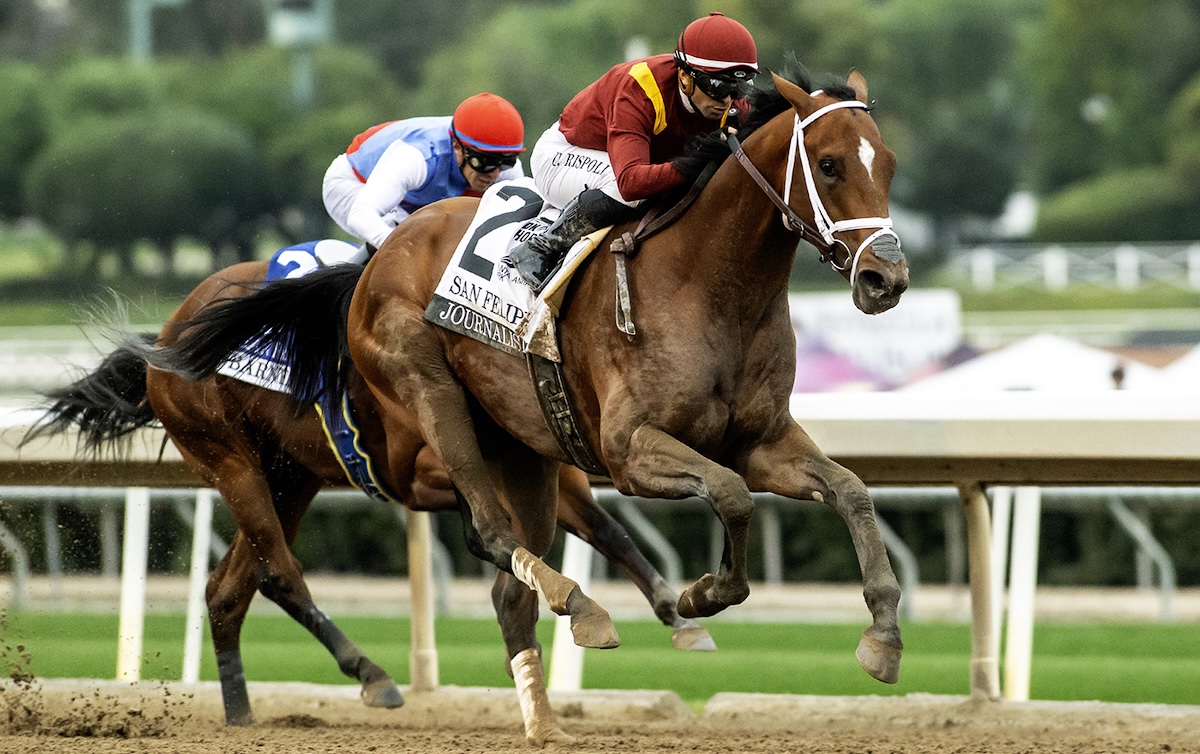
[{"xmin": 858, "ymin": 137, "xmax": 876, "ymax": 180}]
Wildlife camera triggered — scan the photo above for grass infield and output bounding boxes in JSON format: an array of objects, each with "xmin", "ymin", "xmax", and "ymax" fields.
[{"xmin": 3, "ymin": 612, "xmax": 1198, "ymax": 707}]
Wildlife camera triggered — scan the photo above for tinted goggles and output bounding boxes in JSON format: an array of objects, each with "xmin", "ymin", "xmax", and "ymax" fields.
[
  {"xmin": 462, "ymin": 146, "xmax": 519, "ymax": 173},
  {"xmin": 693, "ymin": 72, "xmax": 751, "ymax": 100}
]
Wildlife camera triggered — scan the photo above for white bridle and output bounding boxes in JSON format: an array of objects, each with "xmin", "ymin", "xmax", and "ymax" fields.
[{"xmin": 781, "ymin": 96, "xmax": 901, "ymax": 282}]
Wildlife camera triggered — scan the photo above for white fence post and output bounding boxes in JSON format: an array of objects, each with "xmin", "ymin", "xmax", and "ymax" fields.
[
  {"xmin": 1114, "ymin": 244, "xmax": 1140, "ymax": 290},
  {"xmin": 1188, "ymin": 244, "xmax": 1200, "ymax": 290},
  {"xmin": 970, "ymin": 247, "xmax": 996, "ymax": 291},
  {"xmin": 407, "ymin": 509, "xmax": 439, "ymax": 692},
  {"xmin": 116, "ymin": 487, "xmax": 151, "ymax": 681},
  {"xmin": 182, "ymin": 489, "xmax": 215, "ymax": 683},
  {"xmin": 957, "ymin": 482, "xmax": 1000, "ymax": 700},
  {"xmin": 1042, "ymin": 246, "xmax": 1069, "ymax": 290},
  {"xmin": 548, "ymin": 533, "xmax": 594, "ymax": 691},
  {"xmin": 989, "ymin": 486, "xmax": 1013, "ymax": 663},
  {"xmin": 1003, "ymin": 486, "xmax": 1042, "ymax": 701}
]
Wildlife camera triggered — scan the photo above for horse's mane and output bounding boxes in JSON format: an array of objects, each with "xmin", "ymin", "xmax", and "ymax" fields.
[{"xmin": 671, "ymin": 65, "xmax": 862, "ymax": 180}]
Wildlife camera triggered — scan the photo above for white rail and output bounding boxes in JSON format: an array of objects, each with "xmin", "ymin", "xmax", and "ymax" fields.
[{"xmin": 949, "ymin": 241, "xmax": 1200, "ymax": 291}]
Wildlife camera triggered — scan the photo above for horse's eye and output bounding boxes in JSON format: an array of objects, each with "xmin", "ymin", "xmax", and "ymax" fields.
[{"xmin": 819, "ymin": 158, "xmax": 837, "ymax": 177}]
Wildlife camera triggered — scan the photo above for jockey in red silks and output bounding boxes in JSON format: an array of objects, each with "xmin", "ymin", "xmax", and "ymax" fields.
[
  {"xmin": 505, "ymin": 12, "xmax": 759, "ymax": 291},
  {"xmin": 322, "ymin": 92, "xmax": 526, "ymax": 259}
]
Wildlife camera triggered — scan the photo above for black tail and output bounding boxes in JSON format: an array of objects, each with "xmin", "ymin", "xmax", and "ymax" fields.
[
  {"xmin": 141, "ymin": 264, "xmax": 362, "ymax": 409},
  {"xmin": 22, "ymin": 332, "xmax": 158, "ymax": 453}
]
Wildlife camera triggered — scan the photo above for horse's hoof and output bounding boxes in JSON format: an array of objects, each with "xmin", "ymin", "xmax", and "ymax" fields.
[
  {"xmin": 671, "ymin": 623, "xmax": 717, "ymax": 652},
  {"xmin": 361, "ymin": 677, "xmax": 405, "ymax": 709},
  {"xmin": 570, "ymin": 609, "xmax": 620, "ymax": 649},
  {"xmin": 528, "ymin": 727, "xmax": 577, "ymax": 748},
  {"xmin": 677, "ymin": 573, "xmax": 722, "ymax": 619},
  {"xmin": 856, "ymin": 632, "xmax": 902, "ymax": 684},
  {"xmin": 225, "ymin": 711, "xmax": 256, "ymax": 726}
]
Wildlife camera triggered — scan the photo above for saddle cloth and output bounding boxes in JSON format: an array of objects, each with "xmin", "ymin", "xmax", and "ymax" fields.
[
  {"xmin": 423, "ymin": 177, "xmax": 609, "ymax": 362},
  {"xmin": 214, "ymin": 240, "xmax": 402, "ymax": 503},
  {"xmin": 215, "ymin": 239, "xmax": 361, "ymax": 393}
]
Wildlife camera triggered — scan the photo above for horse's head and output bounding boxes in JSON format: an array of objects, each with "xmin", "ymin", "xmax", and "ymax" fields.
[{"xmin": 772, "ymin": 71, "xmax": 908, "ymax": 315}]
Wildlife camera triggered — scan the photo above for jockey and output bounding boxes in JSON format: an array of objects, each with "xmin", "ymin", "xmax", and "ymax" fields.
[
  {"xmin": 322, "ymin": 92, "xmax": 526, "ymax": 257},
  {"xmin": 505, "ymin": 12, "xmax": 758, "ymax": 291}
]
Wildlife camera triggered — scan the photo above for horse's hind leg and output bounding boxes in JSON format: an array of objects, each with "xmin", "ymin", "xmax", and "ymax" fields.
[
  {"xmin": 266, "ymin": 468, "xmax": 403, "ymax": 709},
  {"xmin": 205, "ymin": 531, "xmax": 259, "ymax": 725},
  {"xmin": 201, "ymin": 458, "xmax": 400, "ymax": 721},
  {"xmin": 554, "ymin": 465, "xmax": 715, "ymax": 651}
]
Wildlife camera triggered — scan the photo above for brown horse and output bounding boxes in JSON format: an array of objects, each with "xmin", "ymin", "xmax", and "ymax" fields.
[
  {"xmin": 140, "ymin": 70, "xmax": 908, "ymax": 745},
  {"xmin": 25, "ymin": 260, "xmax": 713, "ymax": 727}
]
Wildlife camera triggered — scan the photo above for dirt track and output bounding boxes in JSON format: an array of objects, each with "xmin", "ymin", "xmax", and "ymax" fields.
[{"xmin": 2, "ymin": 678, "xmax": 1198, "ymax": 753}]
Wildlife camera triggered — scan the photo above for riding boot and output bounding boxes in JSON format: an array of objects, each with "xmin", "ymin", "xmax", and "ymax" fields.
[{"xmin": 506, "ymin": 189, "xmax": 636, "ymax": 293}]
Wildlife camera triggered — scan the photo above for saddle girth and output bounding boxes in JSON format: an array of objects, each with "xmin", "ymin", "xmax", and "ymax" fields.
[{"xmin": 526, "ymin": 352, "xmax": 606, "ymax": 477}]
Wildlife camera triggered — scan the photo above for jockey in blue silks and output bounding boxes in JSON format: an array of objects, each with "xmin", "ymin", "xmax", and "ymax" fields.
[{"xmin": 321, "ymin": 92, "xmax": 527, "ymax": 260}]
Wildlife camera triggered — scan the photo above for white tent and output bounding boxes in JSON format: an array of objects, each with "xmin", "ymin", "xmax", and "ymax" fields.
[
  {"xmin": 899, "ymin": 333, "xmax": 1165, "ymax": 392},
  {"xmin": 1158, "ymin": 342, "xmax": 1200, "ymax": 391}
]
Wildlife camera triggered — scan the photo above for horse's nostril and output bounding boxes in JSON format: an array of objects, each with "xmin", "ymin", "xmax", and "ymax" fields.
[{"xmin": 858, "ymin": 269, "xmax": 886, "ymax": 293}]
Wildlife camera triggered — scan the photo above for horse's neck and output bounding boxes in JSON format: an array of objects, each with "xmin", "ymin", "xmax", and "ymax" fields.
[{"xmin": 684, "ymin": 129, "xmax": 800, "ymax": 301}]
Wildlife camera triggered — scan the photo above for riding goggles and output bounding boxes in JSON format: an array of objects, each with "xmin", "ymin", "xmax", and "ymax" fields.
[
  {"xmin": 462, "ymin": 146, "xmax": 519, "ymax": 173},
  {"xmin": 692, "ymin": 71, "xmax": 752, "ymax": 100}
]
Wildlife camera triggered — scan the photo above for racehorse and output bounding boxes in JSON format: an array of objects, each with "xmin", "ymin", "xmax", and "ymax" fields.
[
  {"xmin": 24, "ymin": 259, "xmax": 714, "ymax": 728},
  {"xmin": 138, "ymin": 70, "xmax": 909, "ymax": 745}
]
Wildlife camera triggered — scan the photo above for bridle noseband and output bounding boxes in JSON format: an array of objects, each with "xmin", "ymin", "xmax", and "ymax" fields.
[{"xmin": 725, "ymin": 95, "xmax": 902, "ymax": 282}]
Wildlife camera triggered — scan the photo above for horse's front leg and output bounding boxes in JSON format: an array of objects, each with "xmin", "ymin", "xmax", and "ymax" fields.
[
  {"xmin": 612, "ymin": 424, "xmax": 754, "ymax": 619},
  {"xmin": 743, "ymin": 421, "xmax": 902, "ymax": 684}
]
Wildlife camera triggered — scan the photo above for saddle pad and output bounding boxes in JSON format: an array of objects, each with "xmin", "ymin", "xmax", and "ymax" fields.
[
  {"xmin": 211, "ymin": 240, "xmax": 400, "ymax": 502},
  {"xmin": 315, "ymin": 394, "xmax": 401, "ymax": 504},
  {"xmin": 423, "ymin": 177, "xmax": 605, "ymax": 359},
  {"xmin": 216, "ymin": 240, "xmax": 360, "ymax": 393}
]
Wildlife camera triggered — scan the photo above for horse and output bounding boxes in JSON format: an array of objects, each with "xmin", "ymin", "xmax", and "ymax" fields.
[
  {"xmin": 138, "ymin": 69, "xmax": 909, "ymax": 746},
  {"xmin": 24, "ymin": 259, "xmax": 715, "ymax": 728}
]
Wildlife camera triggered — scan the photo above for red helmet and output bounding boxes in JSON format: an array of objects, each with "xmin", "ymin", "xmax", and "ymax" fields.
[
  {"xmin": 450, "ymin": 93, "xmax": 525, "ymax": 153},
  {"xmin": 674, "ymin": 12, "xmax": 758, "ymax": 78}
]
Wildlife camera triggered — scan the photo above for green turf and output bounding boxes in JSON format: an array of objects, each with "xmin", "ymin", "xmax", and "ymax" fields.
[{"xmin": 3, "ymin": 612, "xmax": 1198, "ymax": 707}]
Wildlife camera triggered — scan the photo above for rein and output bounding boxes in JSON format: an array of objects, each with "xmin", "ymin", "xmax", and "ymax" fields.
[{"xmin": 725, "ymin": 96, "xmax": 900, "ymax": 282}]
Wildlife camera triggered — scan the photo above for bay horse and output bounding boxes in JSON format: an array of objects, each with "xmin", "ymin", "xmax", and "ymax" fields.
[
  {"xmin": 24, "ymin": 259, "xmax": 714, "ymax": 728},
  {"xmin": 140, "ymin": 70, "xmax": 909, "ymax": 745}
]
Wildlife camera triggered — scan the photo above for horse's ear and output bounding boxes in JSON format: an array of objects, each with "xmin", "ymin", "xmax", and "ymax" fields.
[
  {"xmin": 847, "ymin": 68, "xmax": 869, "ymax": 104},
  {"xmin": 771, "ymin": 71, "xmax": 819, "ymax": 116}
]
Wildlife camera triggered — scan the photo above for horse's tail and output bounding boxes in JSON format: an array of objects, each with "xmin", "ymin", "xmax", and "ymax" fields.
[
  {"xmin": 141, "ymin": 264, "xmax": 363, "ymax": 409},
  {"xmin": 21, "ymin": 332, "xmax": 158, "ymax": 453}
]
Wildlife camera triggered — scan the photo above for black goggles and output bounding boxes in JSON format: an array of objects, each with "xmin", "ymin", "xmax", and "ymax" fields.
[
  {"xmin": 462, "ymin": 146, "xmax": 519, "ymax": 173},
  {"xmin": 692, "ymin": 71, "xmax": 751, "ymax": 100}
]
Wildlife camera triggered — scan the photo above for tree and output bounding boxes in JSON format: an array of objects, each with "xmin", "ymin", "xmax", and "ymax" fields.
[
  {"xmin": 1167, "ymin": 72, "xmax": 1200, "ymax": 181},
  {"xmin": 24, "ymin": 109, "xmax": 268, "ymax": 276},
  {"xmin": 416, "ymin": 0, "xmax": 649, "ymax": 137},
  {"xmin": 1023, "ymin": 0, "xmax": 1200, "ymax": 193},
  {"xmin": 0, "ymin": 61, "xmax": 48, "ymax": 219},
  {"xmin": 1033, "ymin": 72, "xmax": 1200, "ymax": 242},
  {"xmin": 871, "ymin": 0, "xmax": 1033, "ymax": 246},
  {"xmin": 47, "ymin": 57, "xmax": 161, "ymax": 125}
]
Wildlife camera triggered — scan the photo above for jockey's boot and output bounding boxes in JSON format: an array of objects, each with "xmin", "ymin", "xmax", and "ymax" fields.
[{"xmin": 506, "ymin": 189, "xmax": 636, "ymax": 293}]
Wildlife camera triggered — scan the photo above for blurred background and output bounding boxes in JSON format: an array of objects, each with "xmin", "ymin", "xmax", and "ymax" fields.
[{"xmin": 3, "ymin": 0, "xmax": 1200, "ymax": 604}]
